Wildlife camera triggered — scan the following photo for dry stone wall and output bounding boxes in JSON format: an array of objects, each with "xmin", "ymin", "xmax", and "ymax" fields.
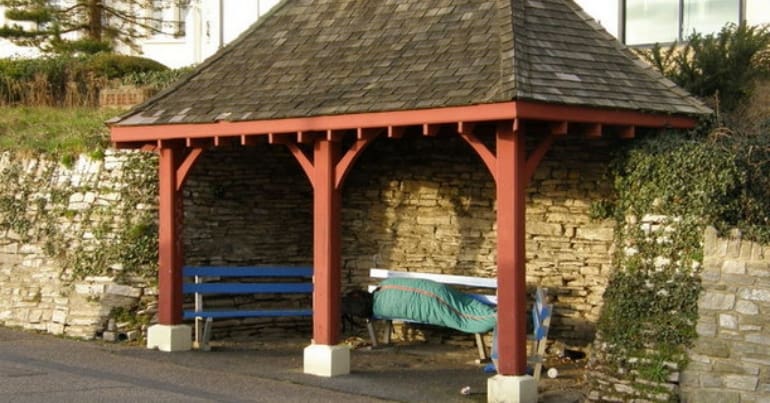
[
  {"xmin": 0, "ymin": 151, "xmax": 157, "ymax": 340},
  {"xmin": 681, "ymin": 227, "xmax": 770, "ymax": 403},
  {"xmin": 182, "ymin": 135, "xmax": 617, "ymax": 345}
]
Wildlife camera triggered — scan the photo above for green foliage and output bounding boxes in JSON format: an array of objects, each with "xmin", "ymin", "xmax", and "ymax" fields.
[
  {"xmin": 638, "ymin": 23, "xmax": 770, "ymax": 113},
  {"xmin": 0, "ymin": 0, "xmax": 183, "ymax": 54},
  {"xmin": 0, "ymin": 54, "xmax": 170, "ymax": 107},
  {"xmin": 84, "ymin": 53, "xmax": 167, "ymax": 80},
  {"xmin": 0, "ymin": 151, "xmax": 159, "ymax": 282},
  {"xmin": 120, "ymin": 66, "xmax": 195, "ymax": 89},
  {"xmin": 593, "ymin": 127, "xmax": 770, "ymax": 395}
]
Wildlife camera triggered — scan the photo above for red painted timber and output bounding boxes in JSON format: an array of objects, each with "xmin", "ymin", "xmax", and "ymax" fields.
[
  {"xmin": 313, "ymin": 140, "xmax": 342, "ymax": 345},
  {"xmin": 495, "ymin": 122, "xmax": 528, "ymax": 376},
  {"xmin": 158, "ymin": 148, "xmax": 183, "ymax": 325},
  {"xmin": 111, "ymin": 101, "xmax": 698, "ymax": 146}
]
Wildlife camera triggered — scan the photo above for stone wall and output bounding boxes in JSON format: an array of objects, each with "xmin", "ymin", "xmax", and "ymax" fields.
[
  {"xmin": 682, "ymin": 227, "xmax": 770, "ymax": 402},
  {"xmin": 182, "ymin": 135, "xmax": 616, "ymax": 345},
  {"xmin": 0, "ymin": 134, "xmax": 617, "ymax": 345},
  {"xmin": 0, "ymin": 151, "xmax": 157, "ymax": 340}
]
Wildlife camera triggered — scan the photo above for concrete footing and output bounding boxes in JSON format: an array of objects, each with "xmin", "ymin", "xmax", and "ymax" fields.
[
  {"xmin": 303, "ymin": 344, "xmax": 351, "ymax": 377},
  {"xmin": 146, "ymin": 324, "xmax": 192, "ymax": 352},
  {"xmin": 487, "ymin": 374, "xmax": 538, "ymax": 403}
]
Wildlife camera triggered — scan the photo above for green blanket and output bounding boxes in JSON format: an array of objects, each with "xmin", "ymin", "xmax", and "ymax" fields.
[{"xmin": 372, "ymin": 277, "xmax": 497, "ymax": 334}]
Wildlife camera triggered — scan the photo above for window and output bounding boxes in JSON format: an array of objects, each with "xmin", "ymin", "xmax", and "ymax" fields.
[
  {"xmin": 622, "ymin": 0, "xmax": 765, "ymax": 46},
  {"xmin": 147, "ymin": 0, "xmax": 187, "ymax": 37}
]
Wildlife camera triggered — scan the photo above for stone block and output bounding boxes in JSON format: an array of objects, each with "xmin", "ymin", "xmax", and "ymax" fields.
[
  {"xmin": 105, "ymin": 284, "xmax": 141, "ymax": 298},
  {"xmin": 736, "ymin": 300, "xmax": 759, "ymax": 315},
  {"xmin": 719, "ymin": 314, "xmax": 738, "ymax": 329},
  {"xmin": 700, "ymin": 292, "xmax": 735, "ymax": 310},
  {"xmin": 746, "ymin": 333, "xmax": 770, "ymax": 346},
  {"xmin": 738, "ymin": 288, "xmax": 770, "ymax": 302},
  {"xmin": 685, "ymin": 389, "xmax": 740, "ymax": 403},
  {"xmin": 696, "ymin": 320, "xmax": 717, "ymax": 337},
  {"xmin": 747, "ymin": 262, "xmax": 769, "ymax": 277},
  {"xmin": 723, "ymin": 260, "xmax": 747, "ymax": 274},
  {"xmin": 723, "ymin": 374, "xmax": 759, "ymax": 391},
  {"xmin": 528, "ymin": 222, "xmax": 563, "ymax": 236}
]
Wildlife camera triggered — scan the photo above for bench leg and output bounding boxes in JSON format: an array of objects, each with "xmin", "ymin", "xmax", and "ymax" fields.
[
  {"xmin": 475, "ymin": 333, "xmax": 489, "ymax": 362},
  {"xmin": 200, "ymin": 317, "xmax": 213, "ymax": 352},
  {"xmin": 366, "ymin": 319, "xmax": 378, "ymax": 347},
  {"xmin": 384, "ymin": 320, "xmax": 392, "ymax": 345}
]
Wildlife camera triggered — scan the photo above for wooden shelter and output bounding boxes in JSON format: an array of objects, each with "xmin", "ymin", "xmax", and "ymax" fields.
[{"xmin": 109, "ymin": 0, "xmax": 709, "ymax": 400}]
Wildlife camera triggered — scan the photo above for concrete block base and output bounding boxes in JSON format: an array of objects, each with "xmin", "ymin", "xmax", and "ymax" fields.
[
  {"xmin": 487, "ymin": 374, "xmax": 538, "ymax": 403},
  {"xmin": 146, "ymin": 324, "xmax": 192, "ymax": 352},
  {"xmin": 303, "ymin": 344, "xmax": 350, "ymax": 377}
]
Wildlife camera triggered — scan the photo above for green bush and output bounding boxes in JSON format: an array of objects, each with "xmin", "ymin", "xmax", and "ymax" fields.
[
  {"xmin": 83, "ymin": 53, "xmax": 167, "ymax": 80},
  {"xmin": 0, "ymin": 53, "xmax": 169, "ymax": 106},
  {"xmin": 638, "ymin": 23, "xmax": 770, "ymax": 113}
]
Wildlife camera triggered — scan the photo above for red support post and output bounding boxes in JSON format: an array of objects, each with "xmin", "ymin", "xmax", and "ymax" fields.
[
  {"xmin": 312, "ymin": 139, "xmax": 342, "ymax": 345},
  {"xmin": 158, "ymin": 147, "xmax": 184, "ymax": 325},
  {"xmin": 495, "ymin": 122, "xmax": 528, "ymax": 376}
]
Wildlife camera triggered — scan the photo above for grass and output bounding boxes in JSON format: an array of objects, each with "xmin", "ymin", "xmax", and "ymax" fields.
[{"xmin": 0, "ymin": 107, "xmax": 123, "ymax": 157}]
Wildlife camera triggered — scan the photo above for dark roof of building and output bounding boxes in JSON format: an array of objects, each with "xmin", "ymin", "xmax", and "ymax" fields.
[{"xmin": 113, "ymin": 0, "xmax": 711, "ymax": 127}]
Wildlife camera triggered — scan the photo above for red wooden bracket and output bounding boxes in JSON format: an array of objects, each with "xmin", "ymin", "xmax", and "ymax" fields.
[
  {"xmin": 525, "ymin": 133, "xmax": 556, "ymax": 187},
  {"xmin": 335, "ymin": 134, "xmax": 379, "ymax": 190},
  {"xmin": 286, "ymin": 143, "xmax": 315, "ymax": 187},
  {"xmin": 458, "ymin": 130, "xmax": 497, "ymax": 182},
  {"xmin": 175, "ymin": 148, "xmax": 203, "ymax": 191}
]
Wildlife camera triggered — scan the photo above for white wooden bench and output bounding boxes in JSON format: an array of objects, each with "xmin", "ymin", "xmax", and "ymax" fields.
[
  {"xmin": 367, "ymin": 268, "xmax": 497, "ymax": 361},
  {"xmin": 368, "ymin": 268, "xmax": 553, "ymax": 379}
]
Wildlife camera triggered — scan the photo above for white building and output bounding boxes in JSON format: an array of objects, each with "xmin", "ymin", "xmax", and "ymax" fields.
[
  {"xmin": 575, "ymin": 0, "xmax": 770, "ymax": 46},
  {"xmin": 1, "ymin": 1, "xmax": 769, "ymax": 67}
]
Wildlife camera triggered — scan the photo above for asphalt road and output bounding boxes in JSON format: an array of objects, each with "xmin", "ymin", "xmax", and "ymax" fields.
[
  {"xmin": 0, "ymin": 327, "xmax": 391, "ymax": 403},
  {"xmin": 0, "ymin": 327, "xmax": 583, "ymax": 402}
]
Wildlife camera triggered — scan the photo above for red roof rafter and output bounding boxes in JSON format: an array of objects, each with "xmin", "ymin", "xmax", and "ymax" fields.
[{"xmin": 110, "ymin": 101, "xmax": 698, "ymax": 149}]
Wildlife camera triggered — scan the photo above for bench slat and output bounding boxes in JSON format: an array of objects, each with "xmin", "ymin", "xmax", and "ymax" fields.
[
  {"xmin": 184, "ymin": 309, "xmax": 312, "ymax": 320},
  {"xmin": 370, "ymin": 268, "xmax": 497, "ymax": 288},
  {"xmin": 183, "ymin": 283, "xmax": 312, "ymax": 294},
  {"xmin": 183, "ymin": 266, "xmax": 313, "ymax": 278}
]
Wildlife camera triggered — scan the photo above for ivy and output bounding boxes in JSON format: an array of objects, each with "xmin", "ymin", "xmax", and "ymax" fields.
[
  {"xmin": 594, "ymin": 123, "xmax": 770, "ymax": 398},
  {"xmin": 0, "ymin": 151, "xmax": 158, "ymax": 282}
]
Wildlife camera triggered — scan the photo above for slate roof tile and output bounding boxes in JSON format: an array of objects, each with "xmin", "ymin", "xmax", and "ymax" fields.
[{"xmin": 114, "ymin": 0, "xmax": 710, "ymax": 127}]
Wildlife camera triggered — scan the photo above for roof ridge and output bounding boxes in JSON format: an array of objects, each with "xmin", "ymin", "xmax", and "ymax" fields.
[{"xmin": 509, "ymin": 0, "xmax": 531, "ymax": 100}]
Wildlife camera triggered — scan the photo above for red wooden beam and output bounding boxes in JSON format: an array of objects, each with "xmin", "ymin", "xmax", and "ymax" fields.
[
  {"xmin": 312, "ymin": 140, "xmax": 342, "ymax": 345},
  {"xmin": 549, "ymin": 121, "xmax": 568, "ymax": 136},
  {"xmin": 241, "ymin": 135, "xmax": 259, "ymax": 146},
  {"xmin": 268, "ymin": 133, "xmax": 293, "ymax": 144},
  {"xmin": 388, "ymin": 126, "xmax": 405, "ymax": 139},
  {"xmin": 495, "ymin": 122, "xmax": 528, "ymax": 376},
  {"xmin": 157, "ymin": 148, "xmax": 183, "ymax": 325},
  {"xmin": 618, "ymin": 126, "xmax": 636, "ymax": 139},
  {"xmin": 423, "ymin": 124, "xmax": 439, "ymax": 136},
  {"xmin": 581, "ymin": 123, "xmax": 603, "ymax": 138}
]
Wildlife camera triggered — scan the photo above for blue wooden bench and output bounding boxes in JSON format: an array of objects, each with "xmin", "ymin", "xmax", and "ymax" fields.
[{"xmin": 183, "ymin": 266, "xmax": 313, "ymax": 350}]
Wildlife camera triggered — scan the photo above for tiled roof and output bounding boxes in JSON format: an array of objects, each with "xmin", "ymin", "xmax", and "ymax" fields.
[{"xmin": 113, "ymin": 0, "xmax": 710, "ymax": 126}]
